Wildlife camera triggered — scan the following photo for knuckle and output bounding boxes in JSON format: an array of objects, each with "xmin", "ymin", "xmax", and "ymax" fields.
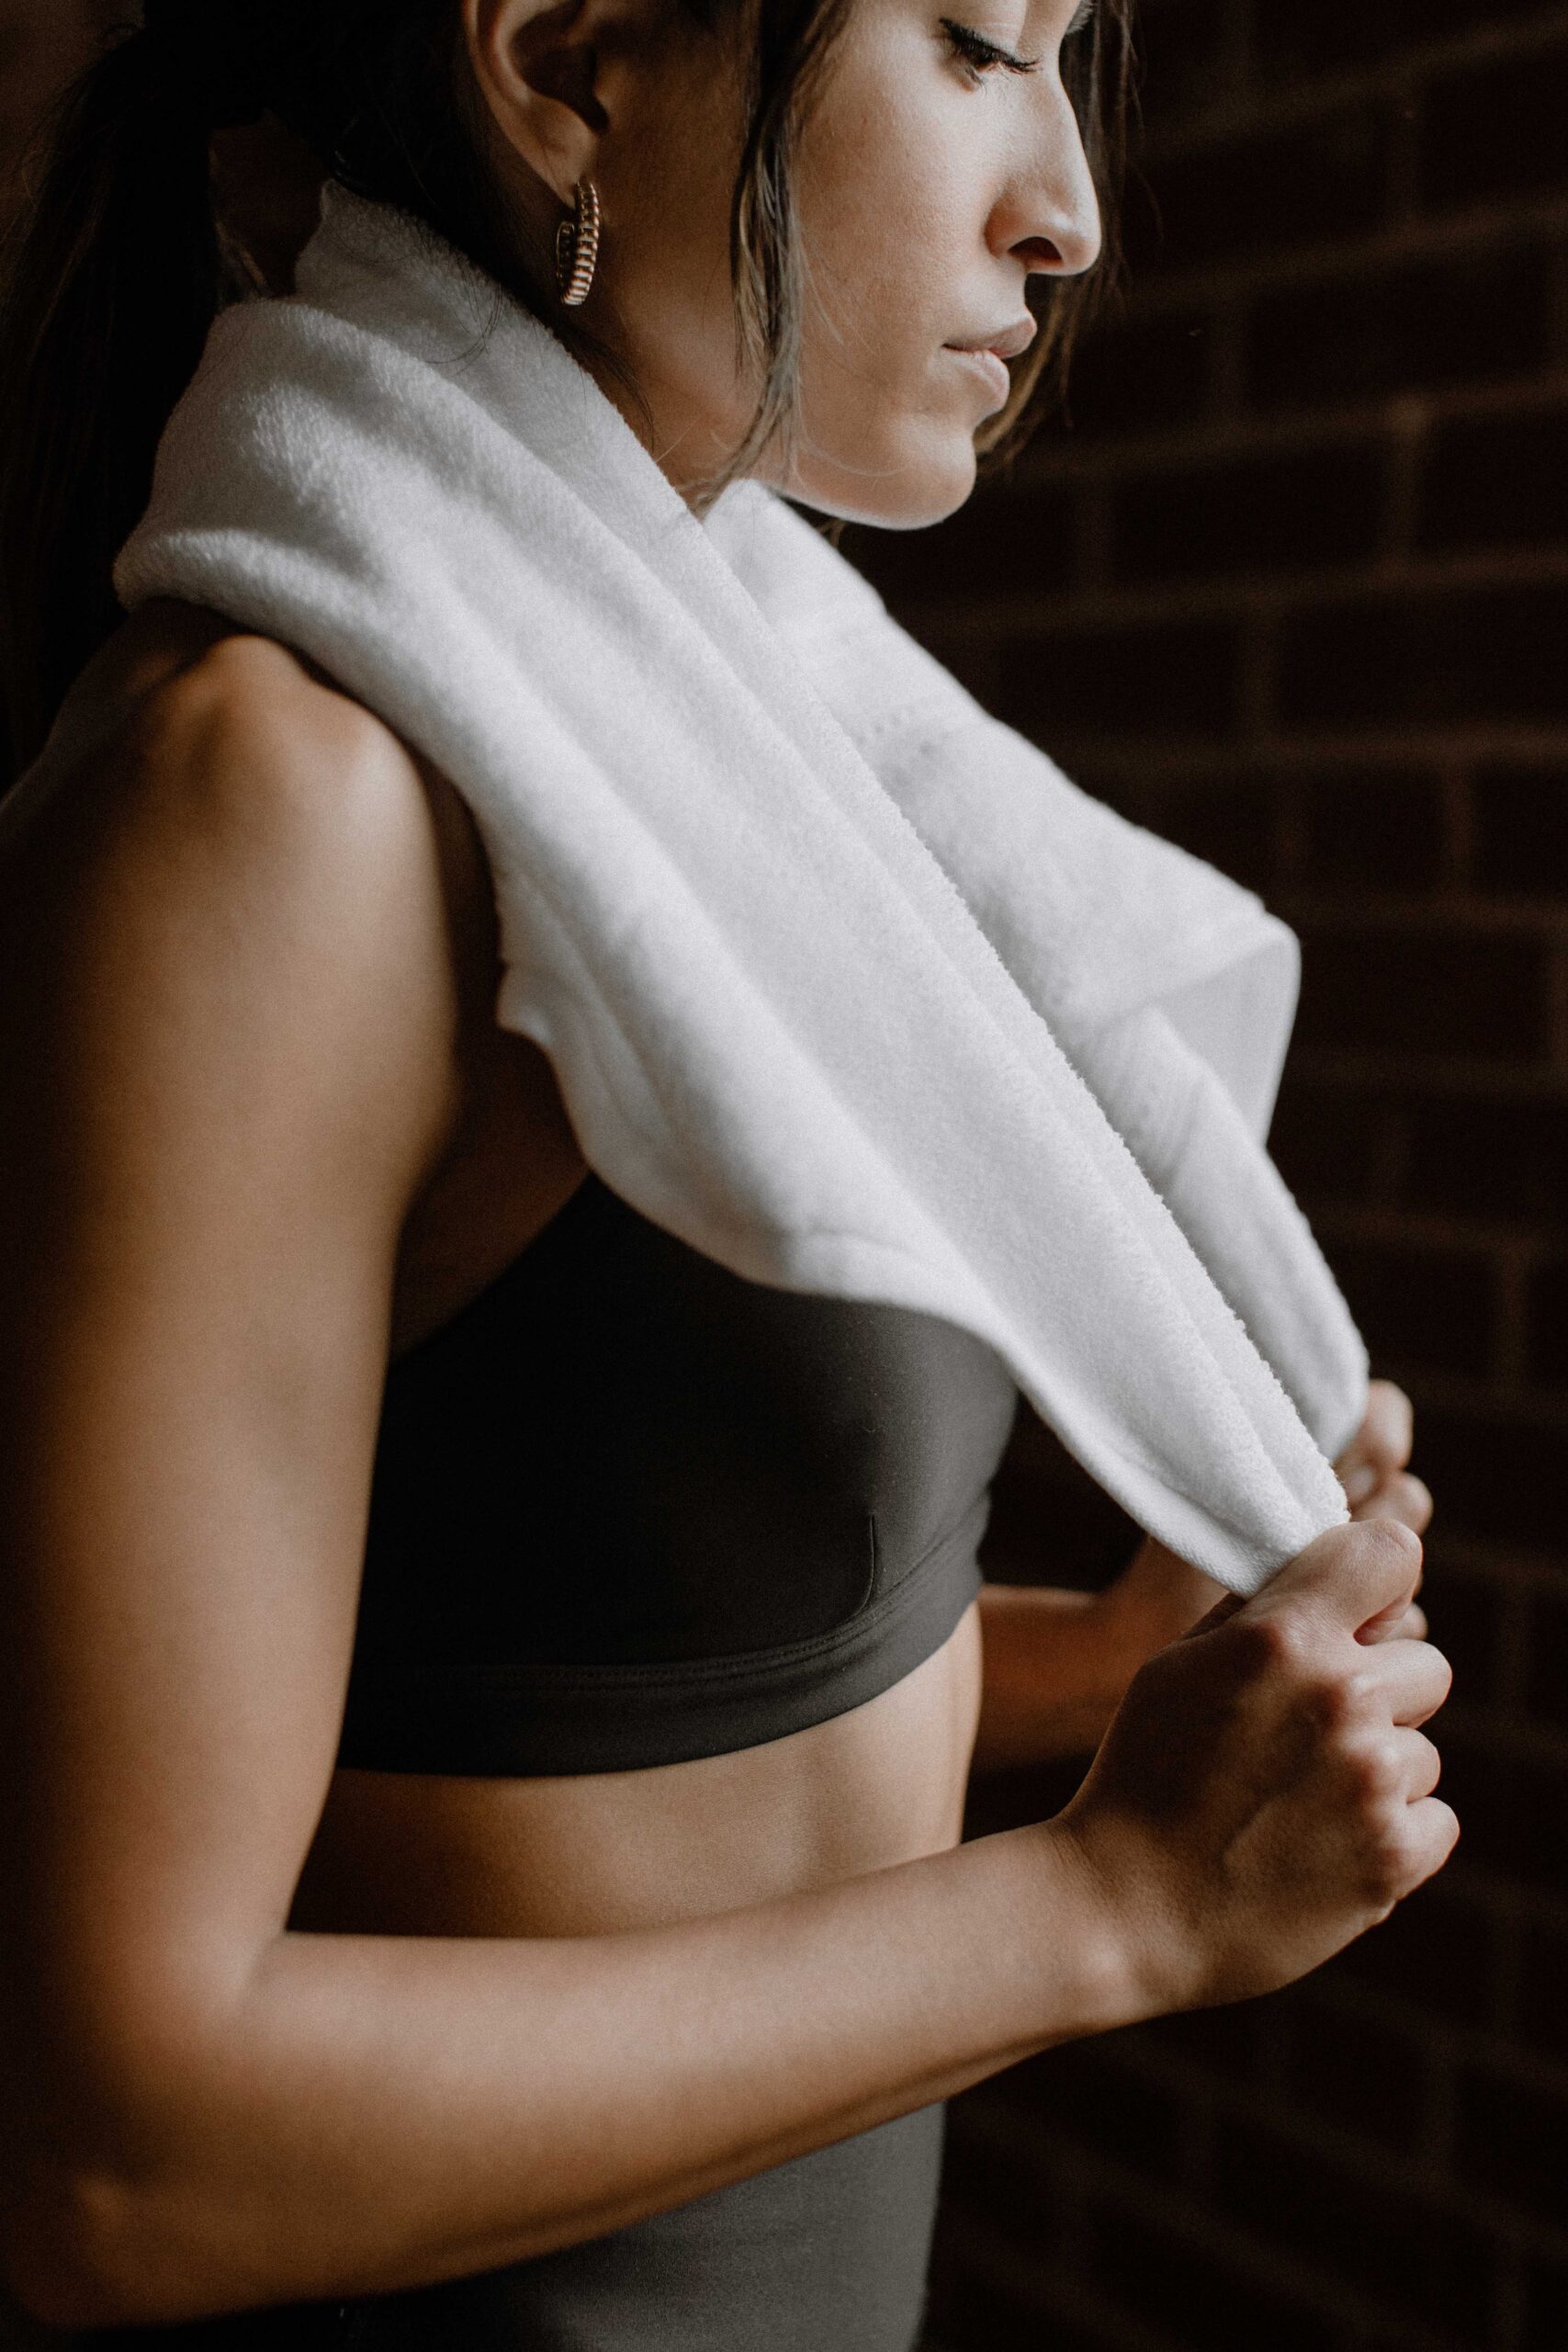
[
  {"xmin": 1358, "ymin": 1515, "xmax": 1424, "ymax": 1578},
  {"xmin": 1366, "ymin": 1835, "xmax": 1415, "ymax": 1905},
  {"xmin": 1394, "ymin": 1474, "xmax": 1434, "ymax": 1529},
  {"xmin": 1301, "ymin": 1668, "xmax": 1359, "ymax": 1736},
  {"xmin": 1424, "ymin": 1644, "xmax": 1455, "ymax": 1706},
  {"xmin": 1346, "ymin": 1736, "xmax": 1402, "ymax": 1805},
  {"xmin": 1220, "ymin": 1609, "xmax": 1296, "ymax": 1679}
]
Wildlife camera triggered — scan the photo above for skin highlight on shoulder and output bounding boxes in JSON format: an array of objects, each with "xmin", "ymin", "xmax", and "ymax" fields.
[{"xmin": 0, "ymin": 609, "xmax": 473, "ymax": 1274}]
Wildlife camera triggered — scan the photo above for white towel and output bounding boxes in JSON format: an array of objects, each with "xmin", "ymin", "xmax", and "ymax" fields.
[{"xmin": 114, "ymin": 186, "xmax": 1367, "ymax": 1593}]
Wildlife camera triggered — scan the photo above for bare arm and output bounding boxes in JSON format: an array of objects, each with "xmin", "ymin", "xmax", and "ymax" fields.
[
  {"xmin": 0, "ymin": 642, "xmax": 1458, "ymax": 2332},
  {"xmin": 0, "ymin": 644, "xmax": 1128, "ymax": 2327}
]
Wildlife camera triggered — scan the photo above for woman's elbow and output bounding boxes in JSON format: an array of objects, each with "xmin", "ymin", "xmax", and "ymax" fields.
[
  {"xmin": 2, "ymin": 1978, "xmax": 264, "ymax": 2330},
  {"xmin": 2, "ymin": 2154, "xmax": 157, "ymax": 2330},
  {"xmin": 3, "ymin": 2138, "xmax": 264, "ymax": 2331}
]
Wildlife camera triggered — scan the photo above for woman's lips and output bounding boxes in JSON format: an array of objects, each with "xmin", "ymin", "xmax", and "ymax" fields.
[
  {"xmin": 943, "ymin": 317, "xmax": 1036, "ymax": 411},
  {"xmin": 945, "ymin": 345, "xmax": 1012, "ymax": 408}
]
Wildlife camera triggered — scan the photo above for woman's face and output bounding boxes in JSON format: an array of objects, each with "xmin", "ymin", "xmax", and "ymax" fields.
[{"xmin": 475, "ymin": 0, "xmax": 1102, "ymax": 525}]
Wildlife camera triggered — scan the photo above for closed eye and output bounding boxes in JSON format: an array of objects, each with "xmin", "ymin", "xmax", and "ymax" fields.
[{"xmin": 940, "ymin": 17, "xmax": 1040, "ymax": 77}]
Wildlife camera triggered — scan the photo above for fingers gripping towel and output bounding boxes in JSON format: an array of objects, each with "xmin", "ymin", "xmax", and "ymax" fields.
[{"xmin": 115, "ymin": 187, "xmax": 1368, "ymax": 1593}]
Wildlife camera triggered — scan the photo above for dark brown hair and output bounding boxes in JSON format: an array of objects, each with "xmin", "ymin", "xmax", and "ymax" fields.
[{"xmin": 0, "ymin": 0, "xmax": 1134, "ymax": 785}]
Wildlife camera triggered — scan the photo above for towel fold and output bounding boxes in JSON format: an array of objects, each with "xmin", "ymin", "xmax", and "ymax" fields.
[{"xmin": 114, "ymin": 187, "xmax": 1368, "ymax": 1592}]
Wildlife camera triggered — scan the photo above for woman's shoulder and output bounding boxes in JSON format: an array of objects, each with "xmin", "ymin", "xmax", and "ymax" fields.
[
  {"xmin": 10, "ymin": 603, "xmax": 492, "ymax": 971},
  {"xmin": 61, "ymin": 603, "xmax": 424, "ymax": 831},
  {"xmin": 2, "ymin": 606, "xmax": 484, "ymax": 1188}
]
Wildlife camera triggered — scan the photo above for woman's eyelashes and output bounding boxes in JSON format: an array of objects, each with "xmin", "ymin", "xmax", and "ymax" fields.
[
  {"xmin": 939, "ymin": 2, "xmax": 1095, "ymax": 85},
  {"xmin": 940, "ymin": 17, "xmax": 1040, "ymax": 80}
]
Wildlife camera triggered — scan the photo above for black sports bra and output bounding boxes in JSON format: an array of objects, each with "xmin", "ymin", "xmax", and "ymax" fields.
[{"xmin": 336, "ymin": 1174, "xmax": 1019, "ymax": 1776}]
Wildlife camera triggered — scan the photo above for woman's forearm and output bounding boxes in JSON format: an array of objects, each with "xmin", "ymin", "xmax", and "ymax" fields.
[
  {"xmin": 973, "ymin": 1541, "xmax": 1238, "ymax": 1777},
  {"xmin": 972, "ymin": 1584, "xmax": 1144, "ymax": 1772},
  {"xmin": 16, "ymin": 1823, "xmax": 1134, "ymax": 2330}
]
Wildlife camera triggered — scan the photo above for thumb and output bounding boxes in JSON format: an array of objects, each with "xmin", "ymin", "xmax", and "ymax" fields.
[{"xmin": 1261, "ymin": 1518, "xmax": 1424, "ymax": 1635}]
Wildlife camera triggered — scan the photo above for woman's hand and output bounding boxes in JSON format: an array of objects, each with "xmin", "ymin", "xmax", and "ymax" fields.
[
  {"xmin": 976, "ymin": 1379, "xmax": 1436, "ymax": 1773},
  {"xmin": 1100, "ymin": 1379, "xmax": 1435, "ymax": 1653},
  {"xmin": 1051, "ymin": 1519, "xmax": 1459, "ymax": 2016}
]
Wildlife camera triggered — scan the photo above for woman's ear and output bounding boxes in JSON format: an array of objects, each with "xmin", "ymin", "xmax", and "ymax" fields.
[{"xmin": 464, "ymin": 0, "xmax": 619, "ymax": 205}]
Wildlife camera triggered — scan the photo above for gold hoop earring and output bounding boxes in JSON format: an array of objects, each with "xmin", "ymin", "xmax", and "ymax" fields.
[{"xmin": 555, "ymin": 180, "xmax": 602, "ymax": 309}]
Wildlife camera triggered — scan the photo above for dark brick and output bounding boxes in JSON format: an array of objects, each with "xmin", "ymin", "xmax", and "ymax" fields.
[
  {"xmin": 845, "ymin": 484, "xmax": 1077, "ymax": 609},
  {"xmin": 1059, "ymin": 758, "xmax": 1145, "ymax": 828},
  {"xmin": 1416, "ymin": 1404, "xmax": 1568, "ymax": 1555},
  {"xmin": 1518, "ymin": 1911, "xmax": 1568, "ymax": 2070},
  {"xmin": 922, "ymin": 2262, "xmax": 1124, "ymax": 2352},
  {"xmin": 990, "ymin": 2041, "xmax": 1190, "ymax": 2182},
  {"xmin": 1418, "ymin": 405, "xmax": 1568, "ymax": 555},
  {"xmin": 1526, "ymin": 1258, "xmax": 1568, "ymax": 1389},
  {"xmin": 1422, "ymin": 41, "xmax": 1568, "ymax": 210},
  {"xmin": 1522, "ymin": 1583, "xmax": 1568, "ymax": 1736},
  {"xmin": 1403, "ymin": 1093, "xmax": 1568, "ymax": 1221},
  {"xmin": 980, "ymin": 1406, "xmax": 1141, "ymax": 1592},
  {"xmin": 1457, "ymin": 2061, "xmax": 1568, "ymax": 2225},
  {"xmin": 1134, "ymin": 107, "xmax": 1392, "ymax": 277},
  {"xmin": 1471, "ymin": 765, "xmax": 1568, "ymax": 898},
  {"xmin": 1142, "ymin": 771, "xmax": 1278, "ymax": 891},
  {"xmin": 1134, "ymin": 0, "xmax": 1235, "ymax": 121},
  {"xmin": 1253, "ymin": 0, "xmax": 1548, "ymax": 82},
  {"xmin": 1438, "ymin": 1719, "xmax": 1568, "ymax": 1890},
  {"xmin": 1061, "ymin": 307, "xmax": 1217, "ymax": 440},
  {"xmin": 1278, "ymin": 1992, "xmax": 1434, "ymax": 2154},
  {"xmin": 992, "ymin": 616, "xmax": 1240, "ymax": 735},
  {"xmin": 1213, "ymin": 2113, "xmax": 1496, "ymax": 2335},
  {"xmin": 1333, "ymin": 1874, "xmax": 1496, "ymax": 2028},
  {"xmin": 1525, "ymin": 2256, "xmax": 1568, "ymax": 2352},
  {"xmin": 1294, "ymin": 768, "xmax": 1448, "ymax": 892},
  {"xmin": 1420, "ymin": 1555, "xmax": 1507, "ymax": 1712},
  {"xmin": 1277, "ymin": 581, "xmax": 1568, "ymax": 729},
  {"xmin": 1292, "ymin": 923, "xmax": 1551, "ymax": 1065},
  {"xmin": 938, "ymin": 2100, "xmax": 1060, "ymax": 2254},
  {"xmin": 1248, "ymin": 245, "xmax": 1549, "ymax": 413},
  {"xmin": 1112, "ymin": 445, "xmax": 1385, "ymax": 582},
  {"xmin": 1086, "ymin": 2201, "xmax": 1337, "ymax": 2351},
  {"xmin": 1354, "ymin": 2332, "xmax": 1457, "ymax": 2352},
  {"xmin": 961, "ymin": 1753, "xmax": 1092, "ymax": 1840},
  {"xmin": 1271, "ymin": 1078, "xmax": 1395, "ymax": 1205},
  {"xmin": 1140, "ymin": 1995, "xmax": 1277, "ymax": 2085},
  {"xmin": 1325, "ymin": 1235, "xmax": 1498, "ymax": 1381}
]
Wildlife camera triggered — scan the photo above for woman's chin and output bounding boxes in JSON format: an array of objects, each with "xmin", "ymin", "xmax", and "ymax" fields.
[{"xmin": 784, "ymin": 427, "xmax": 979, "ymax": 533}]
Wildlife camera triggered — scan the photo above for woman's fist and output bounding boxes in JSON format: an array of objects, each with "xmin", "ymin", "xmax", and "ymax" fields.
[{"xmin": 1051, "ymin": 1519, "xmax": 1458, "ymax": 2018}]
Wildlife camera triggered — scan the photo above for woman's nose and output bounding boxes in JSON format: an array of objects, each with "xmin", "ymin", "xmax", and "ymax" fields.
[{"xmin": 997, "ymin": 90, "xmax": 1103, "ymax": 279}]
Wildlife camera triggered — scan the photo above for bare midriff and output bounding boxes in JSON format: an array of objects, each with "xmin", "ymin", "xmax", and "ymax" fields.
[{"xmin": 292, "ymin": 1610, "xmax": 983, "ymax": 1939}]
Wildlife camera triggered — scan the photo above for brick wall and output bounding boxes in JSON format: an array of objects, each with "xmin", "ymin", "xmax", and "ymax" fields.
[{"xmin": 843, "ymin": 6, "xmax": 1568, "ymax": 2348}]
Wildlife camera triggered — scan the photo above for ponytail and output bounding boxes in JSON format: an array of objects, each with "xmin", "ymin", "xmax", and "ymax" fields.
[{"xmin": 0, "ymin": 32, "xmax": 226, "ymax": 785}]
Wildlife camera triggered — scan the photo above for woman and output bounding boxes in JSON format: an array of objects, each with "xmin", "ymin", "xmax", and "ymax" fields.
[{"xmin": 0, "ymin": 2, "xmax": 1450, "ymax": 2346}]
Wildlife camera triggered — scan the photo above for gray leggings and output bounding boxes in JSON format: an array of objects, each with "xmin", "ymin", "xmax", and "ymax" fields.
[{"xmin": 85, "ymin": 2105, "xmax": 946, "ymax": 2352}]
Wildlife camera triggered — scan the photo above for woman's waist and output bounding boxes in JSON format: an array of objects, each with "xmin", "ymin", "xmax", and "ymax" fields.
[{"xmin": 292, "ymin": 1602, "xmax": 982, "ymax": 1941}]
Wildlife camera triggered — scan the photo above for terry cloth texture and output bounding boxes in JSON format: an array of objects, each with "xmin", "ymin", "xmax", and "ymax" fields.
[{"xmin": 112, "ymin": 187, "xmax": 1368, "ymax": 1593}]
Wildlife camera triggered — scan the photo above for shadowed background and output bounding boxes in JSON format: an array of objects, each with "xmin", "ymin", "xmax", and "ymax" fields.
[{"xmin": 4, "ymin": 3, "xmax": 1566, "ymax": 2347}]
